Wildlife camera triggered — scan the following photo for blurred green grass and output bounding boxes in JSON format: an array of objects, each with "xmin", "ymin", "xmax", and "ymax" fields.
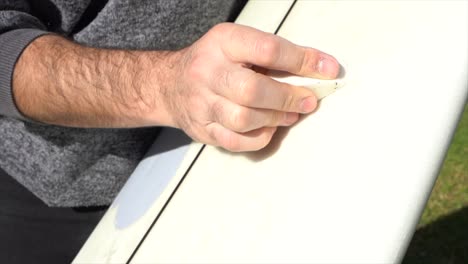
[{"xmin": 403, "ymin": 104, "xmax": 467, "ymax": 263}]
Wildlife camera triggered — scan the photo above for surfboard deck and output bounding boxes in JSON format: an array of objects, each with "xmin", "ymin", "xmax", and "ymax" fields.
[{"xmin": 74, "ymin": 1, "xmax": 467, "ymax": 263}]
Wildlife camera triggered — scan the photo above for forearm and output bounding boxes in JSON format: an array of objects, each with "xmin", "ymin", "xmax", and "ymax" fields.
[
  {"xmin": 12, "ymin": 34, "xmax": 178, "ymax": 128},
  {"xmin": 11, "ymin": 23, "xmax": 340, "ymax": 152}
]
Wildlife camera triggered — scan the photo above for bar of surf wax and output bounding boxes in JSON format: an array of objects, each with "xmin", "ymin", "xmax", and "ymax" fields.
[{"xmin": 271, "ymin": 75, "xmax": 345, "ymax": 100}]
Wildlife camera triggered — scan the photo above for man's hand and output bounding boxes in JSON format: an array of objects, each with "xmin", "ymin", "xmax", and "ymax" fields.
[
  {"xmin": 160, "ymin": 23, "xmax": 340, "ymax": 151},
  {"xmin": 13, "ymin": 23, "xmax": 339, "ymax": 152}
]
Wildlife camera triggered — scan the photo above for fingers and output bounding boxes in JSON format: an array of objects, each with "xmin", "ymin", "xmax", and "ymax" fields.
[
  {"xmin": 218, "ymin": 23, "xmax": 340, "ymax": 79},
  {"xmin": 215, "ymin": 68, "xmax": 318, "ymax": 113},
  {"xmin": 210, "ymin": 97, "xmax": 299, "ymax": 133},
  {"xmin": 207, "ymin": 123, "xmax": 277, "ymax": 152},
  {"xmin": 176, "ymin": 23, "xmax": 343, "ymax": 153}
]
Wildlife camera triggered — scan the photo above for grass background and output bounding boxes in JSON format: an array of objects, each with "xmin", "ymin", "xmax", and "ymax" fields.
[{"xmin": 403, "ymin": 104, "xmax": 467, "ymax": 263}]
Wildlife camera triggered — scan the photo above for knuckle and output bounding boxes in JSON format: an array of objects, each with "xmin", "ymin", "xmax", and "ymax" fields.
[
  {"xmin": 208, "ymin": 23, "xmax": 235, "ymax": 42},
  {"xmin": 279, "ymin": 84, "xmax": 297, "ymax": 112},
  {"xmin": 210, "ymin": 22, "xmax": 231, "ymax": 35},
  {"xmin": 295, "ymin": 48, "xmax": 307, "ymax": 73},
  {"xmin": 237, "ymin": 73, "xmax": 259, "ymax": 105},
  {"xmin": 210, "ymin": 99, "xmax": 225, "ymax": 122},
  {"xmin": 216, "ymin": 69, "xmax": 231, "ymax": 93},
  {"xmin": 254, "ymin": 35, "xmax": 281, "ymax": 65},
  {"xmin": 230, "ymin": 107, "xmax": 250, "ymax": 132},
  {"xmin": 271, "ymin": 111, "xmax": 285, "ymax": 125},
  {"xmin": 281, "ymin": 89, "xmax": 296, "ymax": 111},
  {"xmin": 302, "ymin": 49, "xmax": 319, "ymax": 73}
]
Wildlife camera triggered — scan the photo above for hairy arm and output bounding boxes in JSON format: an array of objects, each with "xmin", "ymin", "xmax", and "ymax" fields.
[
  {"xmin": 12, "ymin": 23, "xmax": 340, "ymax": 151},
  {"xmin": 13, "ymin": 34, "xmax": 178, "ymax": 128}
]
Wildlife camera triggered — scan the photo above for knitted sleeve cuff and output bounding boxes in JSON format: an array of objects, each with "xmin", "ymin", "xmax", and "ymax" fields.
[{"xmin": 0, "ymin": 28, "xmax": 50, "ymax": 120}]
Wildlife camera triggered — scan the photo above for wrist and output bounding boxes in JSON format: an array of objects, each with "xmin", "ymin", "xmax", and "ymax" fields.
[{"xmin": 132, "ymin": 49, "xmax": 184, "ymax": 128}]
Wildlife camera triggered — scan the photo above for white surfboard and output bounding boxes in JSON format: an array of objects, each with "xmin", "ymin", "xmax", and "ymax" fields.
[{"xmin": 74, "ymin": 1, "xmax": 467, "ymax": 263}]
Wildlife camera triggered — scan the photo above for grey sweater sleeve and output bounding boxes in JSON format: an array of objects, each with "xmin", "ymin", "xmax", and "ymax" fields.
[
  {"xmin": 0, "ymin": 1, "xmax": 51, "ymax": 119},
  {"xmin": 0, "ymin": 29, "xmax": 49, "ymax": 119}
]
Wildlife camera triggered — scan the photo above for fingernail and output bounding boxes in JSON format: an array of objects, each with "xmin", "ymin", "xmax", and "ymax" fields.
[
  {"xmin": 300, "ymin": 96, "xmax": 317, "ymax": 113},
  {"xmin": 317, "ymin": 54, "xmax": 339, "ymax": 78},
  {"xmin": 282, "ymin": 112, "xmax": 299, "ymax": 126}
]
